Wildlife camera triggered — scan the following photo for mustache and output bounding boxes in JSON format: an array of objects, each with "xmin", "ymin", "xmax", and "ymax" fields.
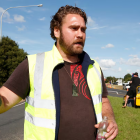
[{"xmin": 73, "ymin": 39, "xmax": 84, "ymax": 46}]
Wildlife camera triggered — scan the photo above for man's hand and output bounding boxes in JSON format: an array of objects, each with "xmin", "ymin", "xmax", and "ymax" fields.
[{"xmin": 95, "ymin": 119, "xmax": 118, "ymax": 140}]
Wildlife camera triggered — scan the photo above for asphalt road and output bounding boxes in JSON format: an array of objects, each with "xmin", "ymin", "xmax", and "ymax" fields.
[
  {"xmin": 0, "ymin": 102, "xmax": 25, "ymax": 140},
  {"xmin": 107, "ymin": 88, "xmax": 127, "ymax": 98},
  {"xmin": 0, "ymin": 88, "xmax": 126, "ymax": 140}
]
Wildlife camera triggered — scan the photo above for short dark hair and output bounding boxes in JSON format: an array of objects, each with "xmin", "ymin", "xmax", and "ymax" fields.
[
  {"xmin": 50, "ymin": 5, "xmax": 87, "ymax": 40},
  {"xmin": 134, "ymin": 72, "xmax": 138, "ymax": 76}
]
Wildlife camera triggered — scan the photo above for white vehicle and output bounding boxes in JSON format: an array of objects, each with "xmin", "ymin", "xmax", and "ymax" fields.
[
  {"xmin": 123, "ymin": 84, "xmax": 130, "ymax": 90},
  {"xmin": 123, "ymin": 81, "xmax": 130, "ymax": 90}
]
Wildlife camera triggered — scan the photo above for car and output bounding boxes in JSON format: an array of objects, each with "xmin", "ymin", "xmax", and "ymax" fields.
[
  {"xmin": 112, "ymin": 82, "xmax": 118, "ymax": 85},
  {"xmin": 123, "ymin": 83, "xmax": 130, "ymax": 90}
]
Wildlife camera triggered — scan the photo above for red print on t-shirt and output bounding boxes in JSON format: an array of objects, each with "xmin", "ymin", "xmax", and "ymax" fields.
[{"xmin": 70, "ymin": 64, "xmax": 91, "ymax": 100}]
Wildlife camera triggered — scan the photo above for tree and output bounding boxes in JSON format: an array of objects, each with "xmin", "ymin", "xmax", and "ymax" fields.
[
  {"xmin": 105, "ymin": 76, "xmax": 112, "ymax": 83},
  {"xmin": 0, "ymin": 36, "xmax": 28, "ymax": 87},
  {"xmin": 124, "ymin": 73, "xmax": 132, "ymax": 82},
  {"xmin": 105, "ymin": 76, "xmax": 118, "ymax": 83}
]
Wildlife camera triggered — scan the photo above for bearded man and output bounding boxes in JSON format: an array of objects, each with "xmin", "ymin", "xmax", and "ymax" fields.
[{"xmin": 0, "ymin": 5, "xmax": 118, "ymax": 140}]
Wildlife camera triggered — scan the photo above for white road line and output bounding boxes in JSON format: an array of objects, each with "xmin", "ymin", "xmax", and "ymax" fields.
[
  {"xmin": 13, "ymin": 102, "xmax": 25, "ymax": 107},
  {"xmin": 108, "ymin": 91, "xmax": 118, "ymax": 94}
]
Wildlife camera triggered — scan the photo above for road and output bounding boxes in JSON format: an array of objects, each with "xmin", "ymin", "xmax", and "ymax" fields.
[
  {"xmin": 0, "ymin": 102, "xmax": 25, "ymax": 140},
  {"xmin": 107, "ymin": 88, "xmax": 127, "ymax": 98},
  {"xmin": 0, "ymin": 88, "xmax": 126, "ymax": 140}
]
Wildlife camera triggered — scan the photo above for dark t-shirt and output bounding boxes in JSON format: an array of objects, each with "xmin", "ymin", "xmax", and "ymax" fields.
[
  {"xmin": 3, "ymin": 58, "xmax": 108, "ymax": 140},
  {"xmin": 130, "ymin": 77, "xmax": 140, "ymax": 90},
  {"xmin": 127, "ymin": 77, "xmax": 140, "ymax": 97}
]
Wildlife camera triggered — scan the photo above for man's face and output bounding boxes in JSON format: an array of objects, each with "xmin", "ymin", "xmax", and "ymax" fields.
[
  {"xmin": 58, "ymin": 14, "xmax": 86, "ymax": 56},
  {"xmin": 134, "ymin": 75, "xmax": 138, "ymax": 77}
]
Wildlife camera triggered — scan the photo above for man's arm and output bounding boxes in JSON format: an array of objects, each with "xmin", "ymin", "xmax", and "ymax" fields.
[
  {"xmin": 102, "ymin": 96, "xmax": 118, "ymax": 140},
  {"xmin": 129, "ymin": 77, "xmax": 133, "ymax": 84},
  {"xmin": 95, "ymin": 96, "xmax": 118, "ymax": 140},
  {"xmin": 0, "ymin": 86, "xmax": 22, "ymax": 113},
  {"xmin": 102, "ymin": 96, "xmax": 116, "ymax": 122},
  {"xmin": 94, "ymin": 68, "xmax": 118, "ymax": 139}
]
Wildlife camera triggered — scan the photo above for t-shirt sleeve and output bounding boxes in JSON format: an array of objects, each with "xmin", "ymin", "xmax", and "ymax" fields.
[
  {"xmin": 100, "ymin": 68, "xmax": 108, "ymax": 97},
  {"xmin": 3, "ymin": 58, "xmax": 30, "ymax": 99}
]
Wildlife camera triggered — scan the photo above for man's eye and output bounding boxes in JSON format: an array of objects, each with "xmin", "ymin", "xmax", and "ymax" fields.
[
  {"xmin": 72, "ymin": 27, "xmax": 77, "ymax": 30},
  {"xmin": 82, "ymin": 28, "xmax": 86, "ymax": 32}
]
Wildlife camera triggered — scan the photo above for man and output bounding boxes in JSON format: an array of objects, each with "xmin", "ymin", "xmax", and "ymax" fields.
[
  {"xmin": 123, "ymin": 72, "xmax": 140, "ymax": 108},
  {"xmin": 0, "ymin": 5, "xmax": 118, "ymax": 140}
]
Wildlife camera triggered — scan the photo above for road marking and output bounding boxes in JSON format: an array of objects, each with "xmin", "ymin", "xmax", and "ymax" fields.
[
  {"xmin": 108, "ymin": 91, "xmax": 118, "ymax": 94},
  {"xmin": 13, "ymin": 102, "xmax": 25, "ymax": 107},
  {"xmin": 108, "ymin": 91, "xmax": 125, "ymax": 96}
]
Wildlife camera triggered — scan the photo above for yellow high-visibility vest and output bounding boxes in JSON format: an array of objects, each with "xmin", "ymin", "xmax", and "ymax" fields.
[{"xmin": 24, "ymin": 44, "xmax": 102, "ymax": 140}]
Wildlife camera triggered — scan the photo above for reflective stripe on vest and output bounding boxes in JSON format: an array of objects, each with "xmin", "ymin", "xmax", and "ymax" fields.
[
  {"xmin": 87, "ymin": 59, "xmax": 102, "ymax": 123},
  {"xmin": 25, "ymin": 111, "xmax": 56, "ymax": 129},
  {"xmin": 93, "ymin": 64, "xmax": 103, "ymax": 94},
  {"xmin": 26, "ymin": 96, "xmax": 55, "ymax": 109},
  {"xmin": 25, "ymin": 44, "xmax": 103, "ymax": 140}
]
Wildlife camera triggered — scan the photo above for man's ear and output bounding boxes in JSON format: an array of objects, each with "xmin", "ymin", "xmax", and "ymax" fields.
[{"xmin": 54, "ymin": 27, "xmax": 60, "ymax": 39}]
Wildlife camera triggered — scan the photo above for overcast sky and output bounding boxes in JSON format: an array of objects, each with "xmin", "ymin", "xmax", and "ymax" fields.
[{"xmin": 0, "ymin": 0, "xmax": 140, "ymax": 78}]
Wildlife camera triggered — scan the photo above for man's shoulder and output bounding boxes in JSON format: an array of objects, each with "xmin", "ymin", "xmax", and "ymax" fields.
[
  {"xmin": 82, "ymin": 51, "xmax": 100, "ymax": 65},
  {"xmin": 27, "ymin": 50, "xmax": 52, "ymax": 60},
  {"xmin": 133, "ymin": 77, "xmax": 139, "ymax": 80},
  {"xmin": 28, "ymin": 50, "xmax": 50, "ymax": 56}
]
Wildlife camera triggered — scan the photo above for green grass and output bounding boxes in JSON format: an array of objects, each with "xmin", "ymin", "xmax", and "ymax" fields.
[{"xmin": 108, "ymin": 96, "xmax": 140, "ymax": 140}]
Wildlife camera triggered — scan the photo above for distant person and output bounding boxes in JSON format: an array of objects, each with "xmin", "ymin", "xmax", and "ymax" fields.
[
  {"xmin": 122, "ymin": 72, "xmax": 140, "ymax": 108},
  {"xmin": 132, "ymin": 73, "xmax": 134, "ymax": 77}
]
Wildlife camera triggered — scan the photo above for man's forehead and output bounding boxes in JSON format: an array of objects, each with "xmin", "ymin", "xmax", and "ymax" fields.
[{"xmin": 62, "ymin": 14, "xmax": 85, "ymax": 25}]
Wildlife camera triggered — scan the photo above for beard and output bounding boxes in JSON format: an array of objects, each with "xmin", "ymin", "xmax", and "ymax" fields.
[{"xmin": 59, "ymin": 31, "xmax": 85, "ymax": 56}]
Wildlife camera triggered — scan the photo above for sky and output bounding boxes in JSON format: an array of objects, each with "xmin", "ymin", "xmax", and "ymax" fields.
[{"xmin": 0, "ymin": 0, "xmax": 140, "ymax": 78}]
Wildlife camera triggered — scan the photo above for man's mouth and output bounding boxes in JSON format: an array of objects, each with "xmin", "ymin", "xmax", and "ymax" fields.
[{"xmin": 74, "ymin": 42, "xmax": 83, "ymax": 46}]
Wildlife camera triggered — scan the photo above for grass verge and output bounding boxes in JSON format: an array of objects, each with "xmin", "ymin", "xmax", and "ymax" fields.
[{"xmin": 108, "ymin": 96, "xmax": 140, "ymax": 140}]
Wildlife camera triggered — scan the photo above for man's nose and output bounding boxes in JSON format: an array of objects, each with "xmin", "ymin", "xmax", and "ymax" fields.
[{"xmin": 76, "ymin": 29, "xmax": 83, "ymax": 38}]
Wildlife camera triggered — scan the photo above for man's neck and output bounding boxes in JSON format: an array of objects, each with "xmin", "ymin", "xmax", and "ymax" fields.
[{"xmin": 63, "ymin": 55, "xmax": 80, "ymax": 63}]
